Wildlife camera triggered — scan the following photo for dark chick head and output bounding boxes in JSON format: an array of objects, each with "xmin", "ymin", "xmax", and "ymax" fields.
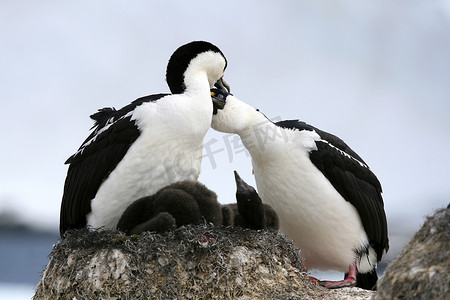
[
  {"xmin": 162, "ymin": 180, "xmax": 223, "ymax": 226},
  {"xmin": 234, "ymin": 171, "xmax": 266, "ymax": 229}
]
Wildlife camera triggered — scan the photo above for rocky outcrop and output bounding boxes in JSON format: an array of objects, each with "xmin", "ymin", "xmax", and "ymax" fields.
[
  {"xmin": 375, "ymin": 205, "xmax": 449, "ymax": 300},
  {"xmin": 33, "ymin": 225, "xmax": 374, "ymax": 299},
  {"xmin": 33, "ymin": 205, "xmax": 450, "ymax": 299}
]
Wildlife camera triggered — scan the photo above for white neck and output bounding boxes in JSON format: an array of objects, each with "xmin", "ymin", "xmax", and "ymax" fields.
[
  {"xmin": 211, "ymin": 95, "xmax": 291, "ymax": 159},
  {"xmin": 238, "ymin": 114, "xmax": 291, "ymax": 160},
  {"xmin": 184, "ymin": 71, "xmax": 211, "ymax": 95},
  {"xmin": 182, "ymin": 51, "xmax": 225, "ymax": 94}
]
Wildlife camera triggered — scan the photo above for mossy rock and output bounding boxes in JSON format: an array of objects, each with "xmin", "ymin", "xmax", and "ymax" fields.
[
  {"xmin": 375, "ymin": 206, "xmax": 449, "ymax": 300},
  {"xmin": 34, "ymin": 225, "xmax": 333, "ymax": 299}
]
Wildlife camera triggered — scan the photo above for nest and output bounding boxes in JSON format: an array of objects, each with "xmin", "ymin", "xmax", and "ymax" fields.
[{"xmin": 33, "ymin": 224, "xmax": 332, "ymax": 299}]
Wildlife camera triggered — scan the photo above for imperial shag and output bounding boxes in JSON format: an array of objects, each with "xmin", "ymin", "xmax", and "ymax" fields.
[
  {"xmin": 59, "ymin": 41, "xmax": 229, "ymax": 236},
  {"xmin": 210, "ymin": 89, "xmax": 388, "ymax": 290}
]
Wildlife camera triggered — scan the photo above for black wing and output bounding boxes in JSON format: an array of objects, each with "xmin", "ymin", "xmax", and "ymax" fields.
[
  {"xmin": 59, "ymin": 93, "xmax": 168, "ymax": 235},
  {"xmin": 276, "ymin": 120, "xmax": 389, "ymax": 261}
]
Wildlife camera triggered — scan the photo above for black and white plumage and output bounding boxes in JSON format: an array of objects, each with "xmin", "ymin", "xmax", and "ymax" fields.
[
  {"xmin": 210, "ymin": 89, "xmax": 388, "ymax": 290},
  {"xmin": 59, "ymin": 41, "xmax": 228, "ymax": 236}
]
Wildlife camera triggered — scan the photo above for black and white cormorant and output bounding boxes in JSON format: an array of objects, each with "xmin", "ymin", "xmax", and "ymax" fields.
[
  {"xmin": 59, "ymin": 41, "xmax": 229, "ymax": 236},
  {"xmin": 210, "ymin": 89, "xmax": 388, "ymax": 290}
]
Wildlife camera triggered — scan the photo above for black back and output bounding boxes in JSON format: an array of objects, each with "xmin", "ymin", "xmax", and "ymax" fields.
[{"xmin": 59, "ymin": 94, "xmax": 167, "ymax": 235}]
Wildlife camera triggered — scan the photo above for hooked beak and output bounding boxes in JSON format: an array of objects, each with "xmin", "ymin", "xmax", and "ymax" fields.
[
  {"xmin": 214, "ymin": 77, "xmax": 230, "ymax": 93},
  {"xmin": 211, "ymin": 78, "xmax": 230, "ymax": 114}
]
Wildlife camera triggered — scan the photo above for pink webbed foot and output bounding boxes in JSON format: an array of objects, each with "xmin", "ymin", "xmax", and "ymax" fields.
[
  {"xmin": 308, "ymin": 276, "xmax": 320, "ymax": 285},
  {"xmin": 319, "ymin": 263, "xmax": 357, "ymax": 289}
]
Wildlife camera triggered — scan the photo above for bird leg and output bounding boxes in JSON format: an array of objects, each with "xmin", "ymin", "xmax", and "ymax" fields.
[{"xmin": 318, "ymin": 262, "xmax": 357, "ymax": 289}]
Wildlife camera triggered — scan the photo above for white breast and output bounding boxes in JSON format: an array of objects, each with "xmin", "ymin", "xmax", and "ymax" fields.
[
  {"xmin": 87, "ymin": 93, "xmax": 211, "ymax": 229},
  {"xmin": 251, "ymin": 130, "xmax": 369, "ymax": 272}
]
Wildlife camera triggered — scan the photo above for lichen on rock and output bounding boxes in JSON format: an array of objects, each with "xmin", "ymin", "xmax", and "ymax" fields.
[{"xmin": 375, "ymin": 205, "xmax": 449, "ymax": 300}]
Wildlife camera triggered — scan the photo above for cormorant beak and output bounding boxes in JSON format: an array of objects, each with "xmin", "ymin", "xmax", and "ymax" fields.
[
  {"xmin": 211, "ymin": 78, "xmax": 230, "ymax": 113},
  {"xmin": 211, "ymin": 89, "xmax": 226, "ymax": 111},
  {"xmin": 214, "ymin": 77, "xmax": 230, "ymax": 93}
]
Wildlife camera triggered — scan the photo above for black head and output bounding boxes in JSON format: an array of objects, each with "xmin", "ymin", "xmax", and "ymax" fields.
[{"xmin": 166, "ymin": 41, "xmax": 227, "ymax": 94}]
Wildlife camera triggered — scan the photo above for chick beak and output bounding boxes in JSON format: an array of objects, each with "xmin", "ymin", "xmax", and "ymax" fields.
[{"xmin": 234, "ymin": 170, "xmax": 252, "ymax": 192}]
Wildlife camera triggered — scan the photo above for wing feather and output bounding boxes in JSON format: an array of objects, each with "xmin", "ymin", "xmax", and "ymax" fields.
[{"xmin": 59, "ymin": 93, "xmax": 168, "ymax": 235}]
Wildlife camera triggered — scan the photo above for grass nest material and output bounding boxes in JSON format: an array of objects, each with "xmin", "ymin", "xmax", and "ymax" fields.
[{"xmin": 34, "ymin": 224, "xmax": 331, "ymax": 299}]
